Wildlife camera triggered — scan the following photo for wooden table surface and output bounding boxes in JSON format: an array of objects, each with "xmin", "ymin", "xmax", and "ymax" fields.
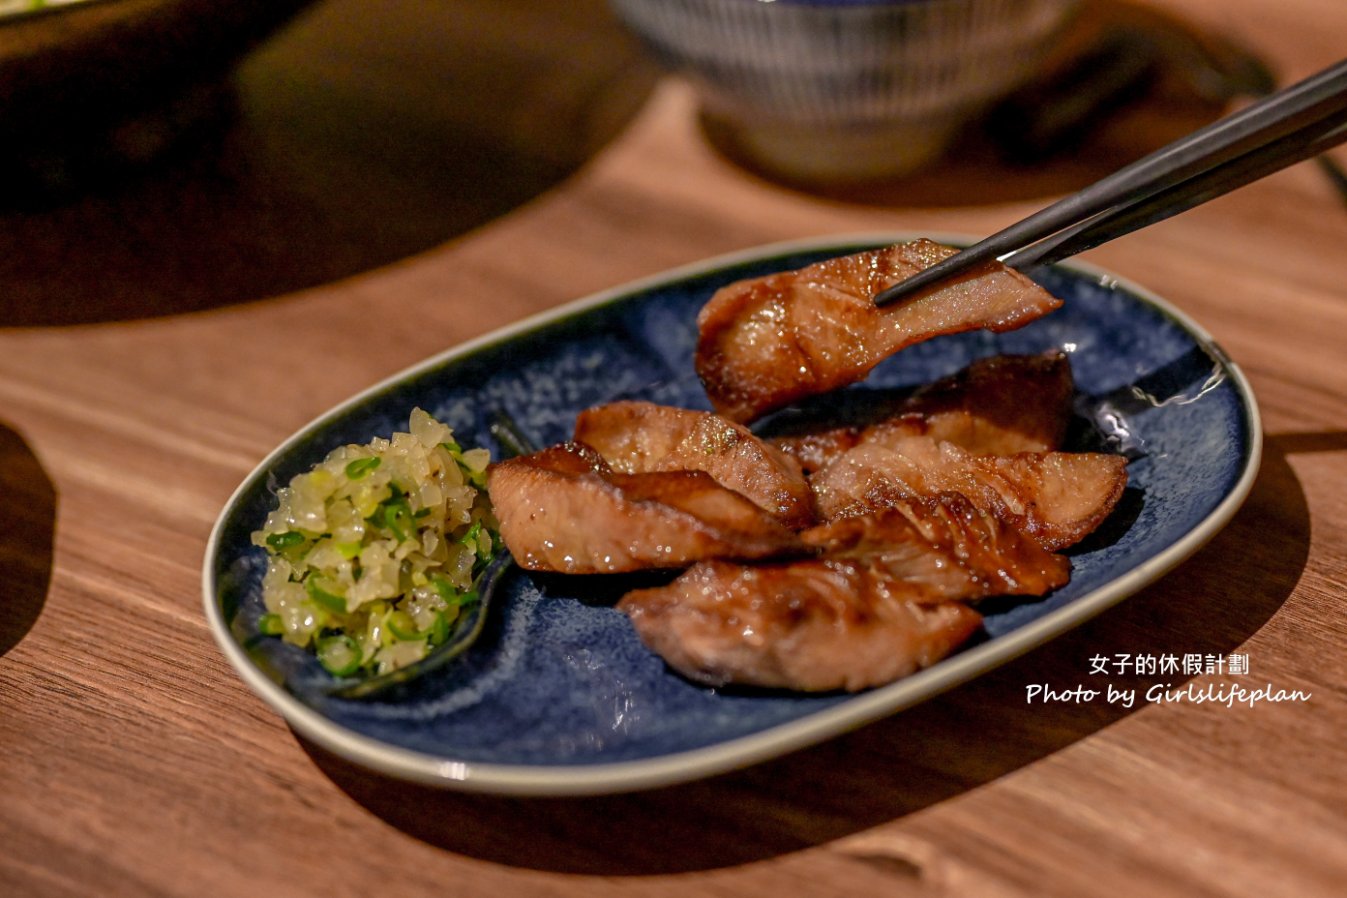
[{"xmin": 3, "ymin": 0, "xmax": 1345, "ymax": 895}]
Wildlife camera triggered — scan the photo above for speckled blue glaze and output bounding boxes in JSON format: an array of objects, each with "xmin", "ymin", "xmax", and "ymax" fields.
[{"xmin": 208, "ymin": 238, "xmax": 1257, "ymax": 782}]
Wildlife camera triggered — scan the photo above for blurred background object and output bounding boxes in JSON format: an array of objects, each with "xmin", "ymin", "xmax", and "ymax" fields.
[
  {"xmin": 981, "ymin": 6, "xmax": 1347, "ymax": 205},
  {"xmin": 606, "ymin": 0, "xmax": 1085, "ymax": 184},
  {"xmin": 4, "ymin": 0, "xmax": 1326, "ymax": 328},
  {"xmin": 0, "ymin": 0, "xmax": 316, "ymax": 199},
  {"xmin": 0, "ymin": 0, "xmax": 661, "ymax": 326},
  {"xmin": 982, "ymin": 26, "xmax": 1165, "ymax": 166}
]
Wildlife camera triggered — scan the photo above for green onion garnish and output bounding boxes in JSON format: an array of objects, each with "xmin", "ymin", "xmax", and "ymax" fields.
[
  {"xmin": 344, "ymin": 456, "xmax": 382, "ymax": 479},
  {"xmin": 429, "ymin": 575, "xmax": 463, "ymax": 604},
  {"xmin": 459, "ymin": 520, "xmax": 483, "ymax": 548},
  {"xmin": 428, "ymin": 610, "xmax": 452, "ymax": 645},
  {"xmin": 316, "ymin": 635, "xmax": 362, "ymax": 677},
  {"xmin": 386, "ymin": 610, "xmax": 426, "ymax": 641},
  {"xmin": 305, "ymin": 576, "xmax": 347, "ymax": 614},
  {"xmin": 335, "ymin": 541, "xmax": 363, "ymax": 560},
  {"xmin": 266, "ymin": 531, "xmax": 306, "ymax": 550},
  {"xmin": 381, "ymin": 503, "xmax": 412, "ymax": 541}
]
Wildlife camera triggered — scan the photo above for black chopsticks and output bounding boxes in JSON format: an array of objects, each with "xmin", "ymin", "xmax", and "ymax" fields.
[{"xmin": 873, "ymin": 57, "xmax": 1347, "ymax": 308}]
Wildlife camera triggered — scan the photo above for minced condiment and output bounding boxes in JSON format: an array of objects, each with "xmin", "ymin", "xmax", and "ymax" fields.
[{"xmin": 252, "ymin": 409, "xmax": 496, "ymax": 677}]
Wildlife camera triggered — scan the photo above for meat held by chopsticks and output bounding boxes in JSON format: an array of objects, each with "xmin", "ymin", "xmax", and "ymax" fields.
[
  {"xmin": 695, "ymin": 239, "xmax": 1063, "ymax": 423},
  {"xmin": 574, "ymin": 400, "xmax": 814, "ymax": 529},
  {"xmin": 486, "ymin": 442, "xmax": 803, "ymax": 574},
  {"xmin": 810, "ymin": 435, "xmax": 1128, "ymax": 551},
  {"xmin": 769, "ymin": 350, "xmax": 1076, "ymax": 473}
]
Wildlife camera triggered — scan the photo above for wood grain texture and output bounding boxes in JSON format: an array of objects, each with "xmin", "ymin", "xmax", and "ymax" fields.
[{"xmin": 2, "ymin": 0, "xmax": 1345, "ymax": 895}]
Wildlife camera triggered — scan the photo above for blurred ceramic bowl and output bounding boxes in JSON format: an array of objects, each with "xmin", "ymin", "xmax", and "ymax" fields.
[
  {"xmin": 0, "ymin": 0, "xmax": 313, "ymax": 196},
  {"xmin": 608, "ymin": 0, "xmax": 1082, "ymax": 183}
]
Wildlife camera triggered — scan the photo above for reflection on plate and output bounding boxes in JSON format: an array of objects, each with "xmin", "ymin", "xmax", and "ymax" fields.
[{"xmin": 203, "ymin": 234, "xmax": 1260, "ymax": 796}]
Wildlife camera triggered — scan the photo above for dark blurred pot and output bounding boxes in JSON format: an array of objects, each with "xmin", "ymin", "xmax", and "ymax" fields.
[{"xmin": 0, "ymin": 0, "xmax": 315, "ymax": 196}]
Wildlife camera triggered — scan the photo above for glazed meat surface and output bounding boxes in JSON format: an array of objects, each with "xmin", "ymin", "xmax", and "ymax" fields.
[
  {"xmin": 863, "ymin": 349, "xmax": 1075, "ymax": 455},
  {"xmin": 619, "ymin": 560, "xmax": 982, "ymax": 692},
  {"xmin": 487, "ymin": 442, "xmax": 802, "ymax": 574},
  {"xmin": 800, "ymin": 494, "xmax": 1071, "ymax": 601},
  {"xmin": 574, "ymin": 401, "xmax": 814, "ymax": 529},
  {"xmin": 810, "ymin": 435, "xmax": 1128, "ymax": 551},
  {"xmin": 618, "ymin": 493, "xmax": 1068, "ymax": 691},
  {"xmin": 695, "ymin": 240, "xmax": 1063, "ymax": 423},
  {"xmin": 770, "ymin": 351, "xmax": 1076, "ymax": 473}
]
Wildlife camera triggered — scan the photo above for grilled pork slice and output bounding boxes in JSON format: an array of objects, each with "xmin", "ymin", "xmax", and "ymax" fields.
[
  {"xmin": 487, "ymin": 442, "xmax": 803, "ymax": 574},
  {"xmin": 800, "ymin": 494, "xmax": 1071, "ymax": 601},
  {"xmin": 619, "ymin": 560, "xmax": 982, "ymax": 692},
  {"xmin": 619, "ymin": 494, "xmax": 1069, "ymax": 692},
  {"xmin": 770, "ymin": 351, "xmax": 1076, "ymax": 473},
  {"xmin": 900, "ymin": 350, "xmax": 1075, "ymax": 454},
  {"xmin": 695, "ymin": 239, "xmax": 1063, "ymax": 423},
  {"xmin": 811, "ymin": 435, "xmax": 1127, "ymax": 551},
  {"xmin": 574, "ymin": 400, "xmax": 814, "ymax": 529}
]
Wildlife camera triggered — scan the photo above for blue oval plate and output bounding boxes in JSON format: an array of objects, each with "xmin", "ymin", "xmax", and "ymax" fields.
[{"xmin": 203, "ymin": 234, "xmax": 1261, "ymax": 795}]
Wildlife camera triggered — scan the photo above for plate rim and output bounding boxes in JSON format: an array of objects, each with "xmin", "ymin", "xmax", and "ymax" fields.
[{"xmin": 202, "ymin": 232, "xmax": 1263, "ymax": 796}]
